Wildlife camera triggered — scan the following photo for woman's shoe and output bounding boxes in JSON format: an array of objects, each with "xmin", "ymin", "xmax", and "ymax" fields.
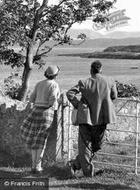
[
  {"xmin": 30, "ymin": 168, "xmax": 43, "ymax": 175},
  {"xmin": 67, "ymin": 161, "xmax": 77, "ymax": 176},
  {"xmin": 30, "ymin": 168, "xmax": 37, "ymax": 174},
  {"xmin": 36, "ymin": 164, "xmax": 43, "ymax": 173},
  {"xmin": 36, "ymin": 168, "xmax": 43, "ymax": 174}
]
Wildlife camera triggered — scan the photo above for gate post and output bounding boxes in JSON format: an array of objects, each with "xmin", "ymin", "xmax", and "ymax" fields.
[
  {"xmin": 135, "ymin": 100, "xmax": 139, "ymax": 175},
  {"xmin": 68, "ymin": 102, "xmax": 72, "ymax": 161}
]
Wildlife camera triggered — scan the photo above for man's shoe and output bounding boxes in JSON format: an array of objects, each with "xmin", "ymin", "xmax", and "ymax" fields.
[
  {"xmin": 83, "ymin": 164, "xmax": 94, "ymax": 177},
  {"xmin": 30, "ymin": 168, "xmax": 37, "ymax": 174},
  {"xmin": 36, "ymin": 167, "xmax": 43, "ymax": 175},
  {"xmin": 67, "ymin": 161, "xmax": 77, "ymax": 176}
]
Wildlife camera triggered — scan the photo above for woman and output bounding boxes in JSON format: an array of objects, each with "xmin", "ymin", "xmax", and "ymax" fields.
[{"xmin": 20, "ymin": 65, "xmax": 60, "ymax": 174}]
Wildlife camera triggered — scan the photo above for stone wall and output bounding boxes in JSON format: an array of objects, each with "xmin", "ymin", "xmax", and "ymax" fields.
[
  {"xmin": 0, "ymin": 94, "xmax": 67, "ymax": 167},
  {"xmin": 0, "ymin": 95, "xmax": 30, "ymax": 166},
  {"xmin": 0, "ymin": 94, "xmax": 140, "ymax": 166}
]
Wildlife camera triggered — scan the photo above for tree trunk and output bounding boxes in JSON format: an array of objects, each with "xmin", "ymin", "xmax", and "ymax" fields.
[
  {"xmin": 17, "ymin": 66, "xmax": 32, "ymax": 101},
  {"xmin": 17, "ymin": 2, "xmax": 45, "ymax": 101},
  {"xmin": 17, "ymin": 41, "xmax": 37, "ymax": 101}
]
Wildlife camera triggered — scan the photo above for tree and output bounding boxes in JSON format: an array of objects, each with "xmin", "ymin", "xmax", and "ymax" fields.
[{"xmin": 0, "ymin": 0, "xmax": 116, "ymax": 100}]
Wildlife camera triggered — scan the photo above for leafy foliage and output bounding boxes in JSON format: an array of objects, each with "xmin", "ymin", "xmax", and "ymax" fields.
[
  {"xmin": 116, "ymin": 81, "xmax": 140, "ymax": 98},
  {"xmin": 3, "ymin": 72, "xmax": 22, "ymax": 99},
  {"xmin": 0, "ymin": 48, "xmax": 25, "ymax": 68},
  {"xmin": 0, "ymin": 0, "xmax": 116, "ymax": 62},
  {"xmin": 0, "ymin": 0, "xmax": 117, "ymax": 100}
]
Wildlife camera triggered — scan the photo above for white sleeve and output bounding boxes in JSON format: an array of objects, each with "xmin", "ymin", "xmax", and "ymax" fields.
[
  {"xmin": 29, "ymin": 84, "xmax": 37, "ymax": 103},
  {"xmin": 48, "ymin": 83, "xmax": 60, "ymax": 110}
]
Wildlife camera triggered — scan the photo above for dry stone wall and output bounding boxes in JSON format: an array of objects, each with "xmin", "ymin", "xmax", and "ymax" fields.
[
  {"xmin": 0, "ymin": 94, "xmax": 65, "ymax": 166},
  {"xmin": 0, "ymin": 94, "xmax": 140, "ymax": 166}
]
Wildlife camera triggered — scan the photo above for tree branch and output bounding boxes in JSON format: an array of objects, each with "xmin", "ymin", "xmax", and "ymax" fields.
[
  {"xmin": 41, "ymin": 0, "xmax": 68, "ymax": 17},
  {"xmin": 29, "ymin": 0, "xmax": 49, "ymax": 40},
  {"xmin": 38, "ymin": 0, "xmax": 49, "ymax": 15},
  {"xmin": 34, "ymin": 41, "xmax": 63, "ymax": 61},
  {"xmin": 35, "ymin": 39, "xmax": 42, "ymax": 55},
  {"xmin": 35, "ymin": 18, "xmax": 76, "ymax": 58}
]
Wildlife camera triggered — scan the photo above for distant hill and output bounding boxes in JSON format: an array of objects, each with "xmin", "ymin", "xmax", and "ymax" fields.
[
  {"xmin": 58, "ymin": 45, "xmax": 140, "ymax": 59},
  {"xmin": 68, "ymin": 37, "xmax": 140, "ymax": 49},
  {"xmin": 104, "ymin": 45, "xmax": 140, "ymax": 53},
  {"xmin": 104, "ymin": 31, "xmax": 140, "ymax": 39},
  {"xmin": 67, "ymin": 29, "xmax": 140, "ymax": 48},
  {"xmin": 68, "ymin": 28, "xmax": 140, "ymax": 39},
  {"xmin": 68, "ymin": 29, "xmax": 103, "ymax": 39}
]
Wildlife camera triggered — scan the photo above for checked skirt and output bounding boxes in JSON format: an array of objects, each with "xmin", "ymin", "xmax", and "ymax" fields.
[{"xmin": 20, "ymin": 106, "xmax": 54, "ymax": 149}]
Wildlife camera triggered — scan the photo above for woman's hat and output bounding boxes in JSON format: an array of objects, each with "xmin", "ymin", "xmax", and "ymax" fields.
[{"xmin": 45, "ymin": 65, "xmax": 60, "ymax": 77}]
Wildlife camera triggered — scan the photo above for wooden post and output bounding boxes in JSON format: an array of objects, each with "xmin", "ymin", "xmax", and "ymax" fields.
[
  {"xmin": 68, "ymin": 102, "xmax": 72, "ymax": 161},
  {"xmin": 135, "ymin": 100, "xmax": 139, "ymax": 175},
  {"xmin": 61, "ymin": 93, "xmax": 64, "ymax": 159}
]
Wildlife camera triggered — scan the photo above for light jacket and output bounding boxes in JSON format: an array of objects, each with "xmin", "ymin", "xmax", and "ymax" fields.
[{"xmin": 66, "ymin": 74, "xmax": 117, "ymax": 126}]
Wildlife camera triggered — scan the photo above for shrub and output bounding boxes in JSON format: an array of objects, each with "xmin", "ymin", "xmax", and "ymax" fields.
[
  {"xmin": 3, "ymin": 72, "xmax": 21, "ymax": 99},
  {"xmin": 116, "ymin": 81, "xmax": 140, "ymax": 98},
  {"xmin": 2, "ymin": 74, "xmax": 140, "ymax": 100}
]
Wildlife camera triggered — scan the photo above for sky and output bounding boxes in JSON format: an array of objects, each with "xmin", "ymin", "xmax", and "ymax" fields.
[
  {"xmin": 71, "ymin": 0, "xmax": 140, "ymax": 33},
  {"xmin": 40, "ymin": 0, "xmax": 140, "ymax": 32},
  {"xmin": 110, "ymin": 0, "xmax": 140, "ymax": 32}
]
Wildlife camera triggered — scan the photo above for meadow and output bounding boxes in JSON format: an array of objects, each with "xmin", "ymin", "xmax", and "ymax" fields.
[{"xmin": 0, "ymin": 46, "xmax": 140, "ymax": 92}]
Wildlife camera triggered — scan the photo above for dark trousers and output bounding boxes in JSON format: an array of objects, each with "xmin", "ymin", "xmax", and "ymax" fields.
[{"xmin": 73, "ymin": 124, "xmax": 106, "ymax": 176}]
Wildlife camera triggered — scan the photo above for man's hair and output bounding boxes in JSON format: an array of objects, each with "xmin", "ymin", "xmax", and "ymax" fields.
[{"xmin": 91, "ymin": 60, "xmax": 102, "ymax": 73}]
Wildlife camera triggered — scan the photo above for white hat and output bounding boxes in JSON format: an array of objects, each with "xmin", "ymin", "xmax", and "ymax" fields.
[{"xmin": 45, "ymin": 65, "xmax": 60, "ymax": 77}]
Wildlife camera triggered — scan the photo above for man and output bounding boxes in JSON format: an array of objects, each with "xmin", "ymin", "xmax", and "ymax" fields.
[{"xmin": 66, "ymin": 60, "xmax": 117, "ymax": 177}]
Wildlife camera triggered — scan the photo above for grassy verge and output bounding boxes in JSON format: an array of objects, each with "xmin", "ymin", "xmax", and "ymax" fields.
[
  {"xmin": 0, "ymin": 163, "xmax": 140, "ymax": 190},
  {"xmin": 0, "ymin": 138, "xmax": 140, "ymax": 189}
]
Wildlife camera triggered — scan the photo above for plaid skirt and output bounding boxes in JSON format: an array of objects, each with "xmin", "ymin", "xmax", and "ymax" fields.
[{"xmin": 20, "ymin": 106, "xmax": 54, "ymax": 149}]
